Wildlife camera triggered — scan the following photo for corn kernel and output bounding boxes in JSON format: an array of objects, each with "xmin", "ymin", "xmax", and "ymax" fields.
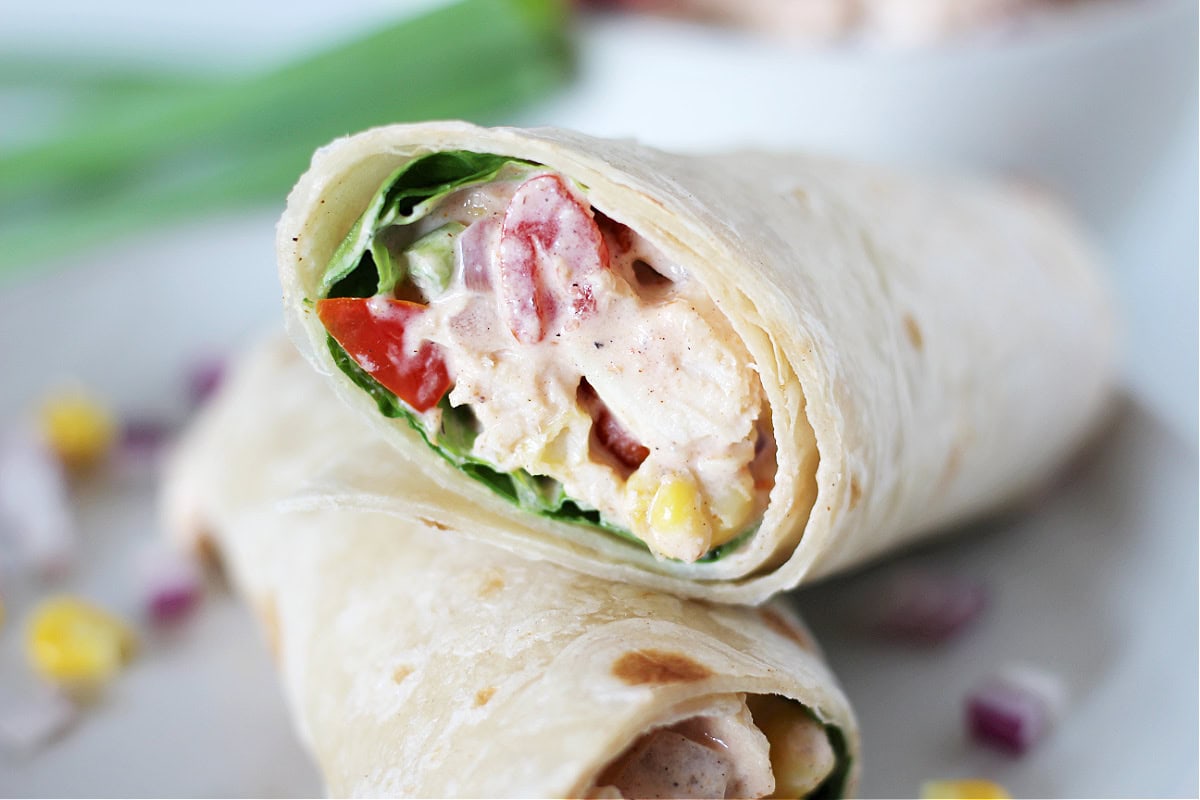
[
  {"xmin": 649, "ymin": 474, "xmax": 701, "ymax": 533},
  {"xmin": 921, "ymin": 779, "xmax": 1011, "ymax": 799},
  {"xmin": 38, "ymin": 391, "xmax": 115, "ymax": 469},
  {"xmin": 26, "ymin": 596, "xmax": 136, "ymax": 690},
  {"xmin": 642, "ymin": 472, "xmax": 711, "ymax": 562}
]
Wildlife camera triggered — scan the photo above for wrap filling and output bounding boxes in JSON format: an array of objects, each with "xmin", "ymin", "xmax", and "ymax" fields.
[
  {"xmin": 315, "ymin": 152, "xmax": 776, "ymax": 562},
  {"xmin": 591, "ymin": 694, "xmax": 848, "ymax": 799}
]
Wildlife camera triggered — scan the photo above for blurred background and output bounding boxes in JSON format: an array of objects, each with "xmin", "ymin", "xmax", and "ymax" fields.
[{"xmin": 0, "ymin": 0, "xmax": 1195, "ymax": 796}]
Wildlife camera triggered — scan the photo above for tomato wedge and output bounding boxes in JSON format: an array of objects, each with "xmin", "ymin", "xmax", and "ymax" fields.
[
  {"xmin": 317, "ymin": 297, "xmax": 451, "ymax": 412},
  {"xmin": 498, "ymin": 174, "xmax": 609, "ymax": 344}
]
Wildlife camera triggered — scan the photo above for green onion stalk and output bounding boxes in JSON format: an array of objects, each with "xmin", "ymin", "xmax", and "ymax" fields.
[{"xmin": 0, "ymin": 0, "xmax": 573, "ymax": 280}]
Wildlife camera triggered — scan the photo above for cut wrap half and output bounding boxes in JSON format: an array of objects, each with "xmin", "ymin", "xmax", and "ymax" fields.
[
  {"xmin": 161, "ymin": 336, "xmax": 859, "ymax": 799},
  {"xmin": 278, "ymin": 121, "xmax": 1117, "ymax": 603}
]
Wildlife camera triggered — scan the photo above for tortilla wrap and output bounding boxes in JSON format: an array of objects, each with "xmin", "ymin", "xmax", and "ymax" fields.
[
  {"xmin": 162, "ymin": 336, "xmax": 859, "ymax": 798},
  {"xmin": 277, "ymin": 121, "xmax": 1117, "ymax": 603}
]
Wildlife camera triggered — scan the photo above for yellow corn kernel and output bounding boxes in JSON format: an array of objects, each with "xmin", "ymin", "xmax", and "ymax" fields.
[
  {"xmin": 643, "ymin": 472, "xmax": 712, "ymax": 562},
  {"xmin": 38, "ymin": 391, "xmax": 116, "ymax": 469},
  {"xmin": 650, "ymin": 474, "xmax": 701, "ymax": 533},
  {"xmin": 921, "ymin": 779, "xmax": 1011, "ymax": 800},
  {"xmin": 26, "ymin": 596, "xmax": 137, "ymax": 689}
]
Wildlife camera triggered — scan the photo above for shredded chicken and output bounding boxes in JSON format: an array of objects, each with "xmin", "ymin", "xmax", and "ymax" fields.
[
  {"xmin": 405, "ymin": 170, "xmax": 775, "ymax": 561},
  {"xmin": 591, "ymin": 695, "xmax": 836, "ymax": 800}
]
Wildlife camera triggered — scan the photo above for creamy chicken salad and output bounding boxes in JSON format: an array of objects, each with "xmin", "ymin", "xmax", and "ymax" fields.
[{"xmin": 314, "ymin": 151, "xmax": 775, "ymax": 563}]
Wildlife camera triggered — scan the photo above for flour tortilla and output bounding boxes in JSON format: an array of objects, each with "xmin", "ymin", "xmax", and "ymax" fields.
[
  {"xmin": 162, "ymin": 337, "xmax": 859, "ymax": 798},
  {"xmin": 277, "ymin": 121, "xmax": 1116, "ymax": 604}
]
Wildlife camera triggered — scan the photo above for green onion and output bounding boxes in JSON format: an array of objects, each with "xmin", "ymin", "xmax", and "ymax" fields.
[{"xmin": 0, "ymin": 0, "xmax": 572, "ymax": 280}]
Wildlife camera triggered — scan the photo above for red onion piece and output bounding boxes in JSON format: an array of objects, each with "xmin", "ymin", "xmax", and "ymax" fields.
[
  {"xmin": 119, "ymin": 419, "xmax": 174, "ymax": 456},
  {"xmin": 149, "ymin": 583, "xmax": 200, "ymax": 623},
  {"xmin": 458, "ymin": 215, "xmax": 499, "ymax": 291},
  {"xmin": 136, "ymin": 542, "xmax": 204, "ymax": 625},
  {"xmin": 113, "ymin": 418, "xmax": 178, "ymax": 477},
  {"xmin": 966, "ymin": 664, "xmax": 1066, "ymax": 756},
  {"xmin": 866, "ymin": 568, "xmax": 988, "ymax": 644},
  {"xmin": 187, "ymin": 358, "xmax": 226, "ymax": 407}
]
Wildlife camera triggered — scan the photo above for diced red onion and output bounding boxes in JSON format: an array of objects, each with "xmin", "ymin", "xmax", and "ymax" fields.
[
  {"xmin": 966, "ymin": 664, "xmax": 1066, "ymax": 756},
  {"xmin": 119, "ymin": 418, "xmax": 175, "ymax": 456},
  {"xmin": 113, "ymin": 417, "xmax": 177, "ymax": 477},
  {"xmin": 0, "ymin": 429, "xmax": 76, "ymax": 579},
  {"xmin": 459, "ymin": 216, "xmax": 499, "ymax": 291},
  {"xmin": 187, "ymin": 357, "xmax": 226, "ymax": 407},
  {"xmin": 0, "ymin": 689, "xmax": 77, "ymax": 754},
  {"xmin": 866, "ymin": 568, "xmax": 988, "ymax": 643},
  {"xmin": 136, "ymin": 541, "xmax": 204, "ymax": 625}
]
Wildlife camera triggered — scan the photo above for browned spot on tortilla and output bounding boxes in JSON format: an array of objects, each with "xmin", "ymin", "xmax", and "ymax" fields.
[
  {"xmin": 474, "ymin": 687, "xmax": 496, "ymax": 707},
  {"xmin": 392, "ymin": 666, "xmax": 413, "ymax": 684},
  {"xmin": 903, "ymin": 314, "xmax": 924, "ymax": 351},
  {"xmin": 612, "ymin": 649, "xmax": 712, "ymax": 686},
  {"xmin": 758, "ymin": 607, "xmax": 815, "ymax": 652},
  {"xmin": 848, "ymin": 476, "xmax": 863, "ymax": 509},
  {"xmin": 418, "ymin": 516, "xmax": 452, "ymax": 532},
  {"xmin": 255, "ymin": 595, "xmax": 281, "ymax": 664},
  {"xmin": 478, "ymin": 573, "xmax": 505, "ymax": 598}
]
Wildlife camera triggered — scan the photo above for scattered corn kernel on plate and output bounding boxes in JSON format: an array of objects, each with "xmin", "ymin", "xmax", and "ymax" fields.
[{"xmin": 0, "ymin": 0, "xmax": 1196, "ymax": 797}]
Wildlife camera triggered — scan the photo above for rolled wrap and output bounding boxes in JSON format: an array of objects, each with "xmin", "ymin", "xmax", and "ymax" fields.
[
  {"xmin": 278, "ymin": 121, "xmax": 1117, "ymax": 603},
  {"xmin": 162, "ymin": 337, "xmax": 859, "ymax": 798}
]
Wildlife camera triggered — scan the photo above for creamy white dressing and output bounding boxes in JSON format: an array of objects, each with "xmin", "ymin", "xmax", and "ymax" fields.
[{"xmin": 400, "ymin": 169, "xmax": 773, "ymax": 562}]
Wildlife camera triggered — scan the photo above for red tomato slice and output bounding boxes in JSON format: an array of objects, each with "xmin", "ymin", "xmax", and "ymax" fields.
[
  {"xmin": 317, "ymin": 297, "xmax": 451, "ymax": 412},
  {"xmin": 498, "ymin": 174, "xmax": 609, "ymax": 343}
]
